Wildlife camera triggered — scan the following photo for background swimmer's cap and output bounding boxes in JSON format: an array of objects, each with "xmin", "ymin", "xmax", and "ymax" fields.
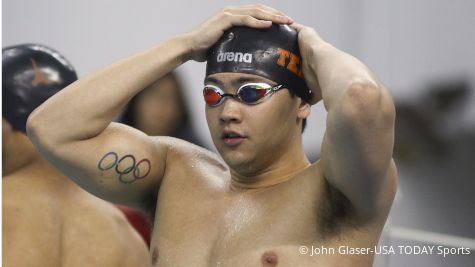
[
  {"xmin": 206, "ymin": 24, "xmax": 311, "ymax": 102},
  {"xmin": 2, "ymin": 44, "xmax": 78, "ymax": 133}
]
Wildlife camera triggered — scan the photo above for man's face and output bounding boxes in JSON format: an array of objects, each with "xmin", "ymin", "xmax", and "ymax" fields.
[
  {"xmin": 204, "ymin": 72, "xmax": 305, "ymax": 174},
  {"xmin": 134, "ymin": 76, "xmax": 184, "ymax": 136}
]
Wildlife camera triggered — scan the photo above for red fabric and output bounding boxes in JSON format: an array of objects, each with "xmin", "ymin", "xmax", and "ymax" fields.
[{"xmin": 116, "ymin": 205, "xmax": 151, "ymax": 246}]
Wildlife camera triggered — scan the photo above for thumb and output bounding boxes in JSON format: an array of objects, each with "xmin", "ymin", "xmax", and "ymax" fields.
[{"xmin": 289, "ymin": 22, "xmax": 305, "ymax": 32}]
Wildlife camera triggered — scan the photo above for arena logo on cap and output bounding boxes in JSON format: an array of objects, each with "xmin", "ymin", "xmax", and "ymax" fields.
[{"xmin": 217, "ymin": 52, "xmax": 252, "ymax": 63}]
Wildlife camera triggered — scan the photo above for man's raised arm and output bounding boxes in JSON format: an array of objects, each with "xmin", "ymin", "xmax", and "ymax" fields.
[
  {"xmin": 26, "ymin": 36, "xmax": 190, "ymax": 207},
  {"xmin": 27, "ymin": 5, "xmax": 294, "ymax": 208},
  {"xmin": 293, "ymin": 23, "xmax": 397, "ymax": 220}
]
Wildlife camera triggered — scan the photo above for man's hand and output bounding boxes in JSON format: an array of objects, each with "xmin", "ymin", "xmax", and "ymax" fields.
[
  {"xmin": 290, "ymin": 23, "xmax": 324, "ymax": 105},
  {"xmin": 185, "ymin": 4, "xmax": 293, "ymax": 62}
]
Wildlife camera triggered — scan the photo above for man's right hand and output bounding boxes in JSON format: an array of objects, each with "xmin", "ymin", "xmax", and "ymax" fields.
[{"xmin": 185, "ymin": 4, "xmax": 294, "ymax": 62}]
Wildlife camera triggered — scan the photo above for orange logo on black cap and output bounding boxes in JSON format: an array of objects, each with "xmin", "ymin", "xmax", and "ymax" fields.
[
  {"xmin": 276, "ymin": 48, "xmax": 304, "ymax": 78},
  {"xmin": 30, "ymin": 58, "xmax": 48, "ymax": 87}
]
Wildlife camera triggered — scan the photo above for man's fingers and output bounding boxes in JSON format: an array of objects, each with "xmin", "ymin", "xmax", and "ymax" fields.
[
  {"xmin": 230, "ymin": 15, "xmax": 273, "ymax": 28},
  {"xmin": 238, "ymin": 8, "xmax": 292, "ymax": 24},
  {"xmin": 244, "ymin": 4, "xmax": 289, "ymax": 18},
  {"xmin": 222, "ymin": 5, "xmax": 293, "ymax": 25}
]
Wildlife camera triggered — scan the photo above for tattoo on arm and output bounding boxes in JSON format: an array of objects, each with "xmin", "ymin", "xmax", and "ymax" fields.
[{"xmin": 98, "ymin": 151, "xmax": 151, "ymax": 184}]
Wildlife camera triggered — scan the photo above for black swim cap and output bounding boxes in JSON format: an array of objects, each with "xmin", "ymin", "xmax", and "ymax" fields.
[
  {"xmin": 206, "ymin": 24, "xmax": 311, "ymax": 102},
  {"xmin": 2, "ymin": 44, "xmax": 77, "ymax": 133}
]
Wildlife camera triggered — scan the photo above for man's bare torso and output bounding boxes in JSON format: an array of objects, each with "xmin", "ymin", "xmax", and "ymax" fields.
[
  {"xmin": 2, "ymin": 162, "xmax": 149, "ymax": 267},
  {"xmin": 149, "ymin": 144, "xmax": 391, "ymax": 267}
]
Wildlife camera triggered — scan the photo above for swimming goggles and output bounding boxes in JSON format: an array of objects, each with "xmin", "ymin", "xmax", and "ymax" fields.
[{"xmin": 203, "ymin": 83, "xmax": 284, "ymax": 107}]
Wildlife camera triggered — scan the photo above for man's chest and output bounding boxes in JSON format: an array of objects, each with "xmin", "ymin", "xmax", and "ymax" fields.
[{"xmin": 148, "ymin": 173, "xmax": 331, "ymax": 265}]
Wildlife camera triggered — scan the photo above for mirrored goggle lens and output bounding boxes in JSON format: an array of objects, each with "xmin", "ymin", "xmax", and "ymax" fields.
[
  {"xmin": 203, "ymin": 87, "xmax": 222, "ymax": 106},
  {"xmin": 238, "ymin": 85, "xmax": 268, "ymax": 103}
]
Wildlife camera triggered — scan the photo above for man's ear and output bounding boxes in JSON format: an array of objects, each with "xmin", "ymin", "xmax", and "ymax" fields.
[{"xmin": 297, "ymin": 100, "xmax": 311, "ymax": 119}]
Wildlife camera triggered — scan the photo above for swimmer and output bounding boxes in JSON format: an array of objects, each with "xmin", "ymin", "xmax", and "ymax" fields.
[
  {"xmin": 2, "ymin": 44, "xmax": 149, "ymax": 267},
  {"xmin": 28, "ymin": 5, "xmax": 397, "ymax": 266}
]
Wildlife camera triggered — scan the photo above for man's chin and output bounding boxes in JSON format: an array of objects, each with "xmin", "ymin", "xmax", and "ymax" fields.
[{"xmin": 219, "ymin": 150, "xmax": 254, "ymax": 172}]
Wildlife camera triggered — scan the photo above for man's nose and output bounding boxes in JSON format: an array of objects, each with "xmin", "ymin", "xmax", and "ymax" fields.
[{"xmin": 219, "ymin": 98, "xmax": 243, "ymax": 124}]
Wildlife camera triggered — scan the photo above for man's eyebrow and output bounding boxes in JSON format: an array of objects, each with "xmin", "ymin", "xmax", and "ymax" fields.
[
  {"xmin": 233, "ymin": 77, "xmax": 259, "ymax": 85},
  {"xmin": 204, "ymin": 77, "xmax": 222, "ymax": 86},
  {"xmin": 204, "ymin": 76, "xmax": 269, "ymax": 87}
]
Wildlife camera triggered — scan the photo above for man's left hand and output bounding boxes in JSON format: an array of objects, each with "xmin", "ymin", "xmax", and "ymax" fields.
[{"xmin": 291, "ymin": 22, "xmax": 324, "ymax": 105}]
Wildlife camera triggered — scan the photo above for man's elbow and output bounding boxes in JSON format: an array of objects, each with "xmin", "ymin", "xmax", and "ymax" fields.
[
  {"xmin": 26, "ymin": 107, "xmax": 55, "ymax": 149},
  {"xmin": 340, "ymin": 81, "xmax": 395, "ymax": 126}
]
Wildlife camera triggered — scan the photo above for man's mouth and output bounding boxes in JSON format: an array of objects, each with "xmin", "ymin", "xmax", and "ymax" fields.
[{"xmin": 221, "ymin": 131, "xmax": 246, "ymax": 146}]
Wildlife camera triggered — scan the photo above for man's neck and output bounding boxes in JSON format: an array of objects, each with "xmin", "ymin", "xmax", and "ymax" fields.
[
  {"xmin": 229, "ymin": 148, "xmax": 311, "ymax": 191},
  {"xmin": 3, "ymin": 132, "xmax": 45, "ymax": 176}
]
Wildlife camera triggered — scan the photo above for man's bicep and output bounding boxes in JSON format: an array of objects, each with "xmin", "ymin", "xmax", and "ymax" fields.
[{"xmin": 54, "ymin": 123, "xmax": 167, "ymax": 207}]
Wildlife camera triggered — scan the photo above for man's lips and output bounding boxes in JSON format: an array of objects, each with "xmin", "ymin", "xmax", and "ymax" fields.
[{"xmin": 221, "ymin": 130, "xmax": 246, "ymax": 146}]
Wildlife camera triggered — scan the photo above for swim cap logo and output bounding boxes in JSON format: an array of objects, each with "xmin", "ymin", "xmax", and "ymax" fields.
[
  {"xmin": 276, "ymin": 48, "xmax": 304, "ymax": 78},
  {"xmin": 217, "ymin": 52, "xmax": 252, "ymax": 63}
]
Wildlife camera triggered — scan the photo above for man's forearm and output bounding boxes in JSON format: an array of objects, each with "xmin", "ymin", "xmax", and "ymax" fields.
[
  {"xmin": 308, "ymin": 39, "xmax": 382, "ymax": 112},
  {"xmin": 28, "ymin": 35, "xmax": 191, "ymax": 144}
]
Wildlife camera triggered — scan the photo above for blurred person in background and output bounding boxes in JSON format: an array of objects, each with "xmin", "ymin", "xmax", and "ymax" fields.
[
  {"xmin": 121, "ymin": 70, "xmax": 204, "ymax": 146},
  {"xmin": 2, "ymin": 44, "xmax": 149, "ymax": 267}
]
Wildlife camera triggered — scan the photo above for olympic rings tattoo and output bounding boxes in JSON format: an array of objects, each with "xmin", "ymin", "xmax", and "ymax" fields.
[{"xmin": 98, "ymin": 151, "xmax": 151, "ymax": 184}]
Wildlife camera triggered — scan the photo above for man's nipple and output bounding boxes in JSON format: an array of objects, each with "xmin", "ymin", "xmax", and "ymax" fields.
[{"xmin": 261, "ymin": 251, "xmax": 278, "ymax": 266}]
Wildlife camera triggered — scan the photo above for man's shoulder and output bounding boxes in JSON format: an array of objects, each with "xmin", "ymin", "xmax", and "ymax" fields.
[
  {"xmin": 63, "ymin": 193, "xmax": 140, "ymax": 237},
  {"xmin": 67, "ymin": 194, "xmax": 125, "ymax": 221},
  {"xmin": 61, "ymin": 197, "xmax": 149, "ymax": 265},
  {"xmin": 3, "ymin": 166, "xmax": 61, "ymax": 196}
]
